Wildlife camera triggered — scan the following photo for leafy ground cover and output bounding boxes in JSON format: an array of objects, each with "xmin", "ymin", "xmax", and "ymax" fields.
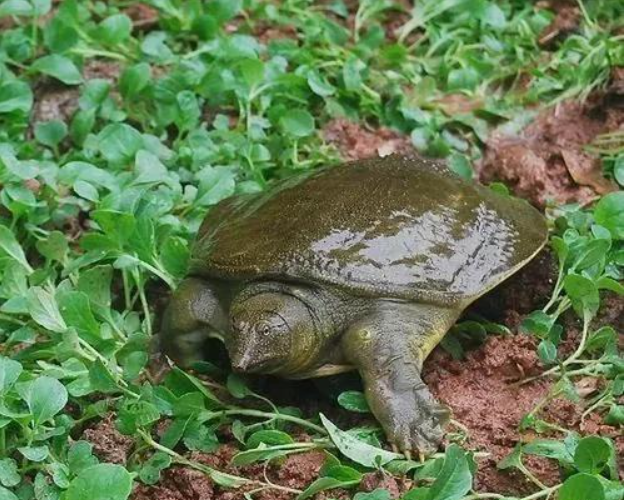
[{"xmin": 0, "ymin": 1, "xmax": 623, "ymax": 499}]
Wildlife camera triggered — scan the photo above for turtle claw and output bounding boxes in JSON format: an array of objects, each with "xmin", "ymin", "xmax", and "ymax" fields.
[
  {"xmin": 404, "ymin": 450, "xmax": 412, "ymax": 461},
  {"xmin": 418, "ymin": 451, "xmax": 425, "ymax": 463}
]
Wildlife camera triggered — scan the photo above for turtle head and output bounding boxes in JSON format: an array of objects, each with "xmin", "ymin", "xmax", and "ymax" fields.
[{"xmin": 228, "ymin": 286, "xmax": 319, "ymax": 375}]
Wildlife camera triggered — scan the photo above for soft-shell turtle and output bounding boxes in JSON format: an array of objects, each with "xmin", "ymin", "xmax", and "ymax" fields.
[{"xmin": 161, "ymin": 155, "xmax": 547, "ymax": 454}]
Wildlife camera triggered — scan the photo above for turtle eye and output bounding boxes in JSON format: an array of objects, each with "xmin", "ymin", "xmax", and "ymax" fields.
[{"xmin": 258, "ymin": 322, "xmax": 272, "ymax": 336}]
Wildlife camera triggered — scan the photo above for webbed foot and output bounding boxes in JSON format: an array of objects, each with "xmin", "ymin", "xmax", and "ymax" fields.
[{"xmin": 368, "ymin": 377, "xmax": 450, "ymax": 455}]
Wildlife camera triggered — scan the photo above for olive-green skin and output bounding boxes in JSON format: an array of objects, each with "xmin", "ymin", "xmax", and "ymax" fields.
[{"xmin": 161, "ymin": 155, "xmax": 547, "ymax": 455}]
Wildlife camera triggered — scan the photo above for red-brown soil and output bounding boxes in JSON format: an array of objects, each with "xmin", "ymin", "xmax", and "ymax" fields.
[
  {"xmin": 478, "ymin": 82, "xmax": 623, "ymax": 208},
  {"xmin": 323, "ymin": 118, "xmax": 415, "ymax": 161}
]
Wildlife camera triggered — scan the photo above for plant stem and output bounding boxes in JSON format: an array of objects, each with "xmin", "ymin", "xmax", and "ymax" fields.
[{"xmin": 201, "ymin": 409, "xmax": 327, "ymax": 435}]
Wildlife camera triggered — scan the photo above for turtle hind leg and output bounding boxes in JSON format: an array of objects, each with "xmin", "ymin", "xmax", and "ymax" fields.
[
  {"xmin": 159, "ymin": 277, "xmax": 230, "ymax": 368},
  {"xmin": 341, "ymin": 301, "xmax": 459, "ymax": 455}
]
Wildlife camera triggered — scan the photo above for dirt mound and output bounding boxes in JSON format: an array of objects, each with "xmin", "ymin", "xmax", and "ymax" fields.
[
  {"xmin": 323, "ymin": 118, "xmax": 414, "ymax": 161},
  {"xmin": 82, "ymin": 414, "xmax": 134, "ymax": 465},
  {"xmin": 424, "ymin": 335, "xmax": 557, "ymax": 494},
  {"xmin": 478, "ymin": 87, "xmax": 623, "ymax": 207}
]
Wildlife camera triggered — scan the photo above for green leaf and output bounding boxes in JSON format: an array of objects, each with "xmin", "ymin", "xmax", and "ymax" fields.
[
  {"xmin": 65, "ymin": 464, "xmax": 133, "ymax": 500},
  {"xmin": 0, "ymin": 486, "xmax": 18, "ymax": 500},
  {"xmin": 0, "ymin": 458, "xmax": 20, "ymax": 487},
  {"xmin": 448, "ymin": 153, "xmax": 473, "ymax": 180},
  {"xmin": 97, "ymin": 123, "xmax": 144, "ymax": 165},
  {"xmin": 36, "ymin": 231, "xmax": 68, "ymax": 262},
  {"xmin": 58, "ymin": 291, "xmax": 100, "ymax": 339},
  {"xmin": 0, "ymin": 0, "xmax": 32, "ymax": 16},
  {"xmin": 0, "ymin": 80, "xmax": 33, "ymax": 114},
  {"xmin": 337, "ymin": 391, "xmax": 370, "ymax": 413},
  {"xmin": 77, "ymin": 265, "xmax": 112, "ymax": 310},
  {"xmin": 297, "ymin": 477, "xmax": 358, "ymax": 500},
  {"xmin": 604, "ymin": 405, "xmax": 624, "ymax": 426},
  {"xmin": 0, "ymin": 225, "xmax": 33, "ymax": 273},
  {"xmin": 138, "ymin": 452, "xmax": 171, "ymax": 485},
  {"xmin": 119, "ymin": 63, "xmax": 151, "ymax": 99},
  {"xmin": 563, "ymin": 274, "xmax": 600, "ymax": 319},
  {"xmin": 537, "ymin": 340, "xmax": 557, "ymax": 365},
  {"xmin": 594, "ymin": 192, "xmax": 623, "ymax": 240},
  {"xmin": 246, "ymin": 430, "xmax": 294, "ymax": 448},
  {"xmin": 226, "ymin": 373, "xmax": 252, "ymax": 399},
  {"xmin": 26, "ymin": 287, "xmax": 67, "ymax": 333},
  {"xmin": 522, "ymin": 439, "xmax": 574, "ymax": 464},
  {"xmin": 354, "ymin": 489, "xmax": 391, "ymax": 500},
  {"xmin": 31, "ymin": 55, "xmax": 82, "ymax": 85},
  {"xmin": 18, "ymin": 445, "xmax": 49, "ymax": 462},
  {"xmin": 0, "ymin": 357, "xmax": 23, "ymax": 394},
  {"xmin": 176, "ymin": 90, "xmax": 201, "ymax": 131},
  {"xmin": 427, "ymin": 444, "xmax": 472, "ymax": 500},
  {"xmin": 68, "ymin": 441, "xmax": 99, "ymax": 475},
  {"xmin": 307, "ymin": 70, "xmax": 335, "ymax": 96},
  {"xmin": 97, "ymin": 14, "xmax": 132, "ymax": 45},
  {"xmin": 319, "ymin": 413, "xmax": 401, "ymax": 467},
  {"xmin": 89, "ymin": 359, "xmax": 120, "ymax": 394},
  {"xmin": 25, "ymin": 376, "xmax": 68, "ymax": 425},
  {"xmin": 574, "ymin": 436, "xmax": 611, "ymax": 474},
  {"xmin": 230, "ymin": 445, "xmax": 288, "ymax": 466},
  {"xmin": 34, "ymin": 120, "xmax": 68, "ymax": 148},
  {"xmin": 558, "ymin": 473, "xmax": 605, "ymax": 500},
  {"xmin": 238, "ymin": 58, "xmax": 264, "ymax": 88},
  {"xmin": 279, "ymin": 109, "xmax": 315, "ymax": 138}
]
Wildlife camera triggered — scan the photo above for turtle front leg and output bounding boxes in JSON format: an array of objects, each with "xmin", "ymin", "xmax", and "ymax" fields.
[
  {"xmin": 160, "ymin": 277, "xmax": 230, "ymax": 367},
  {"xmin": 341, "ymin": 301, "xmax": 459, "ymax": 456}
]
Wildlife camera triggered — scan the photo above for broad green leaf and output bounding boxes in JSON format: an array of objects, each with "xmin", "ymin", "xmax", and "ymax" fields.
[
  {"xmin": 34, "ymin": 120, "xmax": 68, "ymax": 148},
  {"xmin": 96, "ymin": 123, "xmax": 144, "ymax": 165},
  {"xmin": 31, "ymin": 55, "xmax": 82, "ymax": 85},
  {"xmin": 298, "ymin": 477, "xmax": 358, "ymax": 500},
  {"xmin": 0, "ymin": 486, "xmax": 18, "ymax": 500},
  {"xmin": 230, "ymin": 445, "xmax": 288, "ymax": 466},
  {"xmin": 26, "ymin": 287, "xmax": 67, "ymax": 333},
  {"xmin": 65, "ymin": 464, "xmax": 133, "ymax": 500},
  {"xmin": 68, "ymin": 441, "xmax": 99, "ymax": 475},
  {"xmin": 226, "ymin": 373, "xmax": 252, "ymax": 399},
  {"xmin": 427, "ymin": 444, "xmax": 472, "ymax": 500},
  {"xmin": 138, "ymin": 452, "xmax": 171, "ymax": 485},
  {"xmin": 604, "ymin": 405, "xmax": 624, "ymax": 426},
  {"xmin": 337, "ymin": 391, "xmax": 370, "ymax": 413},
  {"xmin": 77, "ymin": 265, "xmax": 113, "ymax": 309},
  {"xmin": 18, "ymin": 445, "xmax": 49, "ymax": 462},
  {"xmin": 0, "ymin": 357, "xmax": 22, "ymax": 394},
  {"xmin": 0, "ymin": 458, "xmax": 20, "ymax": 487},
  {"xmin": 563, "ymin": 274, "xmax": 599, "ymax": 319},
  {"xmin": 36, "ymin": 231, "xmax": 68, "ymax": 262},
  {"xmin": 25, "ymin": 376, "xmax": 68, "ymax": 425},
  {"xmin": 97, "ymin": 14, "xmax": 132, "ymax": 45},
  {"xmin": 307, "ymin": 70, "xmax": 335, "ymax": 96},
  {"xmin": 354, "ymin": 489, "xmax": 391, "ymax": 500},
  {"xmin": 537, "ymin": 340, "xmax": 557, "ymax": 365},
  {"xmin": 0, "ymin": 225, "xmax": 33, "ymax": 273},
  {"xmin": 89, "ymin": 360, "xmax": 119, "ymax": 394},
  {"xmin": 0, "ymin": 80, "xmax": 33, "ymax": 114},
  {"xmin": 319, "ymin": 413, "xmax": 401, "ymax": 467},
  {"xmin": 58, "ymin": 291, "xmax": 101, "ymax": 339},
  {"xmin": 574, "ymin": 436, "xmax": 611, "ymax": 474},
  {"xmin": 594, "ymin": 192, "xmax": 623, "ymax": 240},
  {"xmin": 558, "ymin": 473, "xmax": 605, "ymax": 500},
  {"xmin": 0, "ymin": 0, "xmax": 32, "ymax": 16},
  {"xmin": 119, "ymin": 63, "xmax": 151, "ymax": 99},
  {"xmin": 522, "ymin": 439, "xmax": 573, "ymax": 464},
  {"xmin": 246, "ymin": 430, "xmax": 294, "ymax": 448},
  {"xmin": 279, "ymin": 109, "xmax": 315, "ymax": 138}
]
